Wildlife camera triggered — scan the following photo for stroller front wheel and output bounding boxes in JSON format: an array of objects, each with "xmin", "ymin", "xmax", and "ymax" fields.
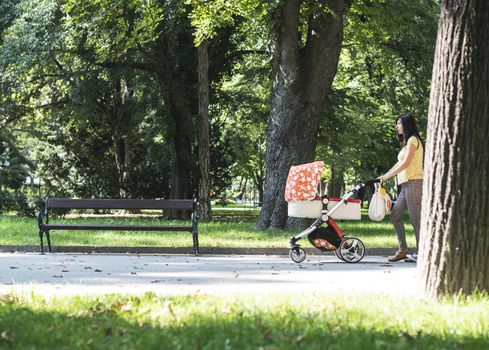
[
  {"xmin": 289, "ymin": 247, "xmax": 306, "ymax": 263},
  {"xmin": 338, "ymin": 237, "xmax": 365, "ymax": 263}
]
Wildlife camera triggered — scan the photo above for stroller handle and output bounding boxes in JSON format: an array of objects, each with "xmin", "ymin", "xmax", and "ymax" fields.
[{"xmin": 363, "ymin": 179, "xmax": 381, "ymax": 186}]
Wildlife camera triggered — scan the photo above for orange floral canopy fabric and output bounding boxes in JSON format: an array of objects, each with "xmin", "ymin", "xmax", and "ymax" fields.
[{"xmin": 284, "ymin": 161, "xmax": 324, "ymax": 202}]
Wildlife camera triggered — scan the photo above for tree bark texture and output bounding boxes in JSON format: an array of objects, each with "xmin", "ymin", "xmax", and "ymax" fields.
[
  {"xmin": 198, "ymin": 40, "xmax": 211, "ymax": 220},
  {"xmin": 419, "ymin": 0, "xmax": 489, "ymax": 298},
  {"xmin": 256, "ymin": 0, "xmax": 347, "ymax": 230}
]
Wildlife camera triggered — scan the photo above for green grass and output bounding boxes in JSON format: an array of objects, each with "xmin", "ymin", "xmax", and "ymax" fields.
[
  {"xmin": 0, "ymin": 292, "xmax": 488, "ymax": 349},
  {"xmin": 0, "ymin": 211, "xmax": 416, "ymax": 249}
]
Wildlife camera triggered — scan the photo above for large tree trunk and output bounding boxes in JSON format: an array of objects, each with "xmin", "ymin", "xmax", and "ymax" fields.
[
  {"xmin": 198, "ymin": 40, "xmax": 211, "ymax": 221},
  {"xmin": 419, "ymin": 0, "xmax": 489, "ymax": 298},
  {"xmin": 256, "ymin": 0, "xmax": 347, "ymax": 230}
]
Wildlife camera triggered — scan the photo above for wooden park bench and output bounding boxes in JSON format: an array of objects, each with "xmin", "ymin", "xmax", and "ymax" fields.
[{"xmin": 37, "ymin": 198, "xmax": 199, "ymax": 255}]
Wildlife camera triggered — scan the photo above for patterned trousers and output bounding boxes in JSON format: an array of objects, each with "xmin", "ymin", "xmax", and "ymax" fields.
[{"xmin": 390, "ymin": 179, "xmax": 423, "ymax": 251}]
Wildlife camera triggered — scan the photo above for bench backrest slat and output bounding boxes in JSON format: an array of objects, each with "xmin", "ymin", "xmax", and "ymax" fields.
[{"xmin": 46, "ymin": 198, "xmax": 194, "ymax": 210}]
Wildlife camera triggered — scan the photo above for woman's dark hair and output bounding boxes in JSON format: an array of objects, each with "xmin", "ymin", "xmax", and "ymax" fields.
[{"xmin": 396, "ymin": 113, "xmax": 423, "ymax": 148}]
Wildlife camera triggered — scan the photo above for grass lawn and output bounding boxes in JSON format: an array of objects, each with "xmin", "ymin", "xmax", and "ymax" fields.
[
  {"xmin": 0, "ymin": 208, "xmax": 416, "ymax": 249},
  {"xmin": 0, "ymin": 292, "xmax": 487, "ymax": 349}
]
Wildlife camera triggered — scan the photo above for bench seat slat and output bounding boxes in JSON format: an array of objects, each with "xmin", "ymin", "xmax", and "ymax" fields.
[
  {"xmin": 46, "ymin": 198, "xmax": 193, "ymax": 210},
  {"xmin": 42, "ymin": 224, "xmax": 192, "ymax": 231}
]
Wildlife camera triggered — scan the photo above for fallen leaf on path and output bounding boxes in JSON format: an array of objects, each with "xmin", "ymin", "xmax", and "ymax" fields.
[
  {"xmin": 165, "ymin": 302, "xmax": 176, "ymax": 319},
  {"xmin": 9, "ymin": 266, "xmax": 19, "ymax": 269},
  {"xmin": 62, "ymin": 270, "xmax": 70, "ymax": 272},
  {"xmin": 52, "ymin": 275, "xmax": 63, "ymax": 278},
  {"xmin": 130, "ymin": 272, "xmax": 137, "ymax": 275},
  {"xmin": 94, "ymin": 269, "xmax": 103, "ymax": 272}
]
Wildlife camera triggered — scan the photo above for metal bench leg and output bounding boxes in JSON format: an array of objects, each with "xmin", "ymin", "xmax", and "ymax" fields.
[
  {"xmin": 191, "ymin": 202, "xmax": 199, "ymax": 255},
  {"xmin": 192, "ymin": 229, "xmax": 199, "ymax": 255},
  {"xmin": 46, "ymin": 230, "xmax": 52, "ymax": 253},
  {"xmin": 37, "ymin": 212, "xmax": 45, "ymax": 254},
  {"xmin": 39, "ymin": 228, "xmax": 45, "ymax": 254}
]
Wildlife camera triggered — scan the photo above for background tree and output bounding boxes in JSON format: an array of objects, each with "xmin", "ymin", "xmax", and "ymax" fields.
[
  {"xmin": 419, "ymin": 0, "xmax": 489, "ymax": 297},
  {"xmin": 256, "ymin": 0, "xmax": 349, "ymax": 230}
]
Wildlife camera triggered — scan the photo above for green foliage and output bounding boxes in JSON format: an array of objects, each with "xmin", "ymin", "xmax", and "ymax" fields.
[
  {"xmin": 0, "ymin": 0, "xmax": 439, "ymax": 214},
  {"xmin": 317, "ymin": 0, "xmax": 438, "ymax": 186}
]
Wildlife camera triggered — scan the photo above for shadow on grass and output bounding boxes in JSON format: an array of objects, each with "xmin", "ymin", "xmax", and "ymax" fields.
[{"xmin": 0, "ymin": 296, "xmax": 485, "ymax": 350}]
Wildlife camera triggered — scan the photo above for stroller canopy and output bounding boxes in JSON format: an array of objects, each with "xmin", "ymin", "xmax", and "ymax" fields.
[{"xmin": 285, "ymin": 161, "xmax": 324, "ymax": 203}]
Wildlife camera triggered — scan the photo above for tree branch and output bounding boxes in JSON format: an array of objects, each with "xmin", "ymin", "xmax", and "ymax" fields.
[{"xmin": 0, "ymin": 128, "xmax": 37, "ymax": 171}]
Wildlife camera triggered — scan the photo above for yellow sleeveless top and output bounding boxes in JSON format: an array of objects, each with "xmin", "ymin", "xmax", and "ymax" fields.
[{"xmin": 397, "ymin": 136, "xmax": 424, "ymax": 185}]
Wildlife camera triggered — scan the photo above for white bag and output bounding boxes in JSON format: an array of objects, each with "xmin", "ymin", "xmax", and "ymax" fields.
[
  {"xmin": 382, "ymin": 192, "xmax": 393, "ymax": 214},
  {"xmin": 368, "ymin": 183, "xmax": 386, "ymax": 221},
  {"xmin": 377, "ymin": 186, "xmax": 393, "ymax": 214}
]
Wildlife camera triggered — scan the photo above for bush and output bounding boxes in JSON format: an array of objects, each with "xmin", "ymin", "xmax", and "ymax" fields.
[{"xmin": 0, "ymin": 190, "xmax": 44, "ymax": 217}]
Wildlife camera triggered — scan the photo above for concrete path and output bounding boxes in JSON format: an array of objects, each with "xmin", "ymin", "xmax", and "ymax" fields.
[{"xmin": 0, "ymin": 252, "xmax": 418, "ymax": 297}]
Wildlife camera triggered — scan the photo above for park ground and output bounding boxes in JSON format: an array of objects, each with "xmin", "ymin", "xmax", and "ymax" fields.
[
  {"xmin": 1, "ymin": 251, "xmax": 488, "ymax": 349},
  {"xmin": 0, "ymin": 209, "xmax": 488, "ymax": 349}
]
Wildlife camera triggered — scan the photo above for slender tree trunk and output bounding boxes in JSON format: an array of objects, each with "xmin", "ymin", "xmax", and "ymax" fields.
[
  {"xmin": 255, "ymin": 137, "xmax": 265, "ymax": 204},
  {"xmin": 168, "ymin": 112, "xmax": 193, "ymax": 218},
  {"xmin": 419, "ymin": 0, "xmax": 489, "ymax": 298},
  {"xmin": 328, "ymin": 161, "xmax": 344, "ymax": 198},
  {"xmin": 256, "ymin": 0, "xmax": 347, "ymax": 230},
  {"xmin": 198, "ymin": 40, "xmax": 211, "ymax": 220},
  {"xmin": 255, "ymin": 173, "xmax": 264, "ymax": 204},
  {"xmin": 111, "ymin": 77, "xmax": 134, "ymax": 199}
]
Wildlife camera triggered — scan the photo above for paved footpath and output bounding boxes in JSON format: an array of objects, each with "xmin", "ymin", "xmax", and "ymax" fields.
[{"xmin": 0, "ymin": 252, "xmax": 418, "ymax": 297}]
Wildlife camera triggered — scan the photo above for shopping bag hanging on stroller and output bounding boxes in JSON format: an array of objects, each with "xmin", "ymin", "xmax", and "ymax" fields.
[{"xmin": 285, "ymin": 161, "xmax": 380, "ymax": 263}]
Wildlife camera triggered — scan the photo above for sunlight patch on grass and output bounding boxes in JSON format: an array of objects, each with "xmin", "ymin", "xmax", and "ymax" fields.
[{"xmin": 0, "ymin": 214, "xmax": 415, "ymax": 248}]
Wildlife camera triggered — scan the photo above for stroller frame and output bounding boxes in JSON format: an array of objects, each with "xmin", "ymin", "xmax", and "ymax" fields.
[{"xmin": 289, "ymin": 179, "xmax": 379, "ymax": 263}]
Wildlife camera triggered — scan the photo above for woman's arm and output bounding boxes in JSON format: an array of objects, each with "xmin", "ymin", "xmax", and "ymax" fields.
[{"xmin": 379, "ymin": 143, "xmax": 417, "ymax": 181}]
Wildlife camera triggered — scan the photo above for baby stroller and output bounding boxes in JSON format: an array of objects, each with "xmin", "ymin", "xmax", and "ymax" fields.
[{"xmin": 285, "ymin": 161, "xmax": 380, "ymax": 263}]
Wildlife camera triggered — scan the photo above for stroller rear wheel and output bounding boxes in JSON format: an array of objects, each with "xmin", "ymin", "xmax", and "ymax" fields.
[
  {"xmin": 334, "ymin": 248, "xmax": 345, "ymax": 261},
  {"xmin": 289, "ymin": 247, "xmax": 306, "ymax": 263},
  {"xmin": 337, "ymin": 237, "xmax": 365, "ymax": 263}
]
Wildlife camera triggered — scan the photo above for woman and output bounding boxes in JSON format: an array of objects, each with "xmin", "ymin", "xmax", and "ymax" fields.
[{"xmin": 379, "ymin": 113, "xmax": 424, "ymax": 263}]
